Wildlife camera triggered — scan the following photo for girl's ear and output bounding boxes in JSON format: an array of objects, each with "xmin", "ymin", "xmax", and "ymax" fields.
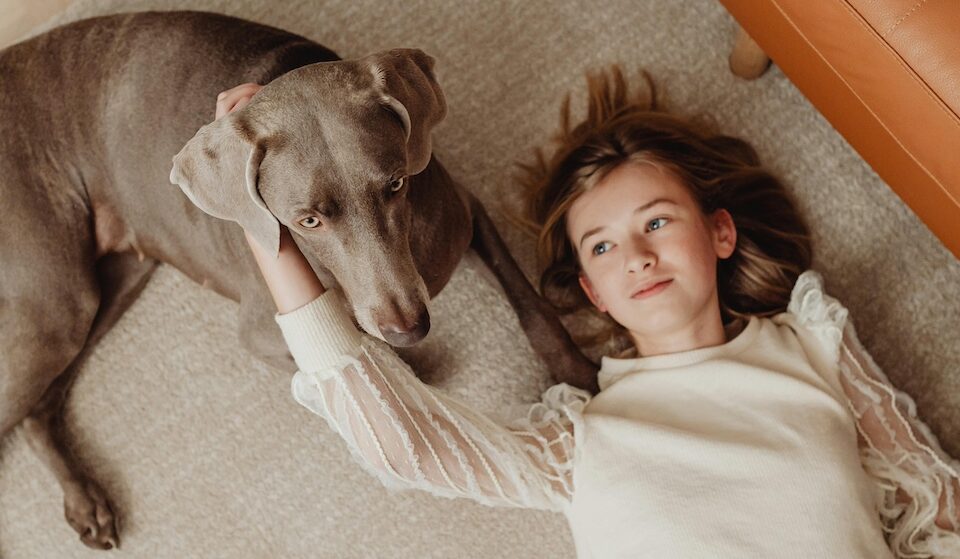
[
  {"xmin": 712, "ymin": 208, "xmax": 737, "ymax": 260},
  {"xmin": 578, "ymin": 272, "xmax": 607, "ymax": 313}
]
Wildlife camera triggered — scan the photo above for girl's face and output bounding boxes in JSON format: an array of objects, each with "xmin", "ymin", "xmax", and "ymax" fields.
[{"xmin": 566, "ymin": 161, "xmax": 737, "ymax": 356}]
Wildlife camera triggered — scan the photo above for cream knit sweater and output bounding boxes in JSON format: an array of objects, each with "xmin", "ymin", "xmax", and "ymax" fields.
[{"xmin": 275, "ymin": 270, "xmax": 960, "ymax": 558}]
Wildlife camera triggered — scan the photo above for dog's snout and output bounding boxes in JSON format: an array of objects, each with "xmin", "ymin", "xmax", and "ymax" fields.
[{"xmin": 377, "ymin": 307, "xmax": 430, "ymax": 347}]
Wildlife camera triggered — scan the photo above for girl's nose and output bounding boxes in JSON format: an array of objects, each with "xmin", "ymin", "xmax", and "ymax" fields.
[{"xmin": 625, "ymin": 239, "xmax": 656, "ymax": 274}]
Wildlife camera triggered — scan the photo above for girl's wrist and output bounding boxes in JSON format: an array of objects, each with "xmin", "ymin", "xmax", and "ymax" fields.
[{"xmin": 244, "ymin": 228, "xmax": 326, "ymax": 314}]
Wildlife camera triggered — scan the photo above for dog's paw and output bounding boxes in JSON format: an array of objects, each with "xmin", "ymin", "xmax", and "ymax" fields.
[{"xmin": 63, "ymin": 478, "xmax": 120, "ymax": 550}]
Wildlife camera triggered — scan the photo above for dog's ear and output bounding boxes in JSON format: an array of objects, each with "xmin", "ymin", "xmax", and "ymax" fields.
[
  {"xmin": 365, "ymin": 48, "xmax": 447, "ymax": 176},
  {"xmin": 169, "ymin": 114, "xmax": 280, "ymax": 257}
]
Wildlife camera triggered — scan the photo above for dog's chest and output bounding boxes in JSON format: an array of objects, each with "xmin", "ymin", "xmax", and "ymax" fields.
[{"xmin": 92, "ymin": 201, "xmax": 144, "ymax": 260}]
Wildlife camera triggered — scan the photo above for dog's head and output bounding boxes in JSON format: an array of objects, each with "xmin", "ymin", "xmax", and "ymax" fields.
[{"xmin": 169, "ymin": 48, "xmax": 446, "ymax": 346}]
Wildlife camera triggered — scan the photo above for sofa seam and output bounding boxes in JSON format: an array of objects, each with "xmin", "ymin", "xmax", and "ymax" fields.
[
  {"xmin": 766, "ymin": 0, "xmax": 958, "ymax": 207},
  {"xmin": 837, "ymin": 0, "xmax": 958, "ymax": 127},
  {"xmin": 883, "ymin": 0, "xmax": 928, "ymax": 37}
]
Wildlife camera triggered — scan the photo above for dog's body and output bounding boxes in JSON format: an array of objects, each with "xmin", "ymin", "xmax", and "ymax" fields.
[{"xmin": 0, "ymin": 11, "xmax": 596, "ymax": 549}]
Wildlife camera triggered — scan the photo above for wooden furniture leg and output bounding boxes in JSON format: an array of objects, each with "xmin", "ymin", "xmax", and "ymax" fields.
[{"xmin": 729, "ymin": 25, "xmax": 771, "ymax": 79}]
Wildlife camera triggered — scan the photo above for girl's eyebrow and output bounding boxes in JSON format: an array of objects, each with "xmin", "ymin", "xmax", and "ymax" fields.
[{"xmin": 578, "ymin": 198, "xmax": 678, "ymax": 249}]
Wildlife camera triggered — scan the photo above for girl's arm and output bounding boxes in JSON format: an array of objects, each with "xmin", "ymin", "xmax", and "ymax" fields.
[
  {"xmin": 245, "ymin": 227, "xmax": 590, "ymax": 511},
  {"xmin": 836, "ymin": 320, "xmax": 960, "ymax": 553},
  {"xmin": 245, "ymin": 228, "xmax": 325, "ymax": 313},
  {"xmin": 786, "ymin": 270, "xmax": 960, "ymax": 555}
]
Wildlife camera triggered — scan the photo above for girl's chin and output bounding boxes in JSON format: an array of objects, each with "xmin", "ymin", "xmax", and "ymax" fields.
[{"xmin": 620, "ymin": 314, "xmax": 685, "ymax": 336}]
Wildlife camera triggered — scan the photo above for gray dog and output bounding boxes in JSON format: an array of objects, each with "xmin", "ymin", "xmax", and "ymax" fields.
[{"xmin": 0, "ymin": 10, "xmax": 597, "ymax": 550}]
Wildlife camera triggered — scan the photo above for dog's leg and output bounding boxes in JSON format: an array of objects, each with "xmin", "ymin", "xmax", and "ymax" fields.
[
  {"xmin": 20, "ymin": 251, "xmax": 159, "ymax": 550},
  {"xmin": 0, "ymin": 189, "xmax": 115, "ymax": 549},
  {"xmin": 467, "ymin": 195, "xmax": 600, "ymax": 394}
]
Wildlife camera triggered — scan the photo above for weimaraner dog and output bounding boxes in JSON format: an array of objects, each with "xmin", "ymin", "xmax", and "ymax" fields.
[{"xmin": 0, "ymin": 10, "xmax": 597, "ymax": 550}]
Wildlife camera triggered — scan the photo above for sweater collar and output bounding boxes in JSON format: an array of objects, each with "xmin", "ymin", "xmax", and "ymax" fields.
[{"xmin": 598, "ymin": 315, "xmax": 761, "ymax": 391}]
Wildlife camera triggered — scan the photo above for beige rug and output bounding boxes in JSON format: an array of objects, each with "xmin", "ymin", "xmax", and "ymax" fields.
[
  {"xmin": 0, "ymin": 0, "xmax": 75, "ymax": 49},
  {"xmin": 2, "ymin": 1, "xmax": 958, "ymax": 557}
]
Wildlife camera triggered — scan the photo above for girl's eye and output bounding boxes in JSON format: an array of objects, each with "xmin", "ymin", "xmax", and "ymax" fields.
[
  {"xmin": 592, "ymin": 241, "xmax": 611, "ymax": 256},
  {"xmin": 388, "ymin": 177, "xmax": 406, "ymax": 194},
  {"xmin": 299, "ymin": 216, "xmax": 321, "ymax": 229},
  {"xmin": 648, "ymin": 217, "xmax": 668, "ymax": 231}
]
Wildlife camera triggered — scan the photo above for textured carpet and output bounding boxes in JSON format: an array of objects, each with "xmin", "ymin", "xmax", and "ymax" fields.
[{"xmin": 1, "ymin": 1, "xmax": 958, "ymax": 557}]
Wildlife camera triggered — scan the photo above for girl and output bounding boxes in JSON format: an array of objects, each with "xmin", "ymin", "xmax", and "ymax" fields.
[{"xmin": 217, "ymin": 68, "xmax": 959, "ymax": 558}]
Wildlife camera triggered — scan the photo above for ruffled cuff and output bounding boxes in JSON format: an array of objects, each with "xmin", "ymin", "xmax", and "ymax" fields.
[
  {"xmin": 787, "ymin": 269, "xmax": 850, "ymax": 364},
  {"xmin": 274, "ymin": 289, "xmax": 364, "ymax": 374}
]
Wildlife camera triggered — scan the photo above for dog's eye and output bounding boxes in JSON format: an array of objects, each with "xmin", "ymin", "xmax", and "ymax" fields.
[
  {"xmin": 299, "ymin": 216, "xmax": 321, "ymax": 229},
  {"xmin": 388, "ymin": 177, "xmax": 406, "ymax": 194}
]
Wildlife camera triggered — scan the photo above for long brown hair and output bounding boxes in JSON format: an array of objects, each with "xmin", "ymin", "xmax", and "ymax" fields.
[{"xmin": 506, "ymin": 66, "xmax": 812, "ymax": 353}]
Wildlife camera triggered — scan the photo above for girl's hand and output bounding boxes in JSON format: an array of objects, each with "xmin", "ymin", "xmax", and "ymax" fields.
[{"xmin": 215, "ymin": 82, "xmax": 263, "ymax": 119}]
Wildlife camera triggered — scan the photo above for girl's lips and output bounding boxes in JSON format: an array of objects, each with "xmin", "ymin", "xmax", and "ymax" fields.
[{"xmin": 631, "ymin": 279, "xmax": 672, "ymax": 299}]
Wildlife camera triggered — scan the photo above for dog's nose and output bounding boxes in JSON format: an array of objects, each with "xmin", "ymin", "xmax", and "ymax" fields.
[{"xmin": 378, "ymin": 309, "xmax": 431, "ymax": 347}]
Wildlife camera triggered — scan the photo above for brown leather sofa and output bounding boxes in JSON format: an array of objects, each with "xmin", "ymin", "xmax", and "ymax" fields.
[{"xmin": 719, "ymin": 0, "xmax": 960, "ymax": 261}]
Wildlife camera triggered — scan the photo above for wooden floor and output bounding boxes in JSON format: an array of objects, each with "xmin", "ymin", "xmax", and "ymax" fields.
[{"xmin": 0, "ymin": 0, "xmax": 74, "ymax": 48}]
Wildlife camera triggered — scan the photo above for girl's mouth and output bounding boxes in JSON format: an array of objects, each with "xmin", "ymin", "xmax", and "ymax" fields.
[{"xmin": 631, "ymin": 279, "xmax": 672, "ymax": 299}]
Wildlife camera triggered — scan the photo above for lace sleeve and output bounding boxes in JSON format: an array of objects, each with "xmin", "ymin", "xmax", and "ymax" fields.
[
  {"xmin": 275, "ymin": 289, "xmax": 591, "ymax": 512},
  {"xmin": 838, "ymin": 320, "xmax": 960, "ymax": 557},
  {"xmin": 789, "ymin": 270, "xmax": 960, "ymax": 556}
]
